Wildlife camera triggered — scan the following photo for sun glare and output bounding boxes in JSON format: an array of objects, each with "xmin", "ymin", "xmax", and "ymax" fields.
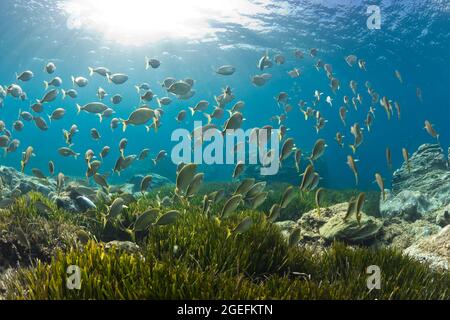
[{"xmin": 61, "ymin": 0, "xmax": 270, "ymax": 45}]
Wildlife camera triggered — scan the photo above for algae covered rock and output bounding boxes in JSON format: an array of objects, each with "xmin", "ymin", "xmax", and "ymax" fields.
[
  {"xmin": 0, "ymin": 166, "xmax": 56, "ymax": 197},
  {"xmin": 297, "ymin": 202, "xmax": 382, "ymax": 244},
  {"xmin": 392, "ymin": 144, "xmax": 448, "ymax": 192},
  {"xmin": 435, "ymin": 205, "xmax": 450, "ymax": 227},
  {"xmin": 381, "ymin": 144, "xmax": 450, "ymax": 219},
  {"xmin": 105, "ymin": 241, "xmax": 140, "ymax": 254},
  {"xmin": 318, "ymin": 203, "xmax": 382, "ymax": 243},
  {"xmin": 380, "ymin": 190, "xmax": 430, "ymax": 220},
  {"xmin": 379, "ymin": 217, "xmax": 440, "ymax": 250},
  {"xmin": 54, "ymin": 195, "xmax": 78, "ymax": 212},
  {"xmin": 404, "ymin": 225, "xmax": 450, "ymax": 271},
  {"xmin": 274, "ymin": 220, "xmax": 297, "ymax": 239},
  {"xmin": 296, "ymin": 203, "xmax": 335, "ymax": 244}
]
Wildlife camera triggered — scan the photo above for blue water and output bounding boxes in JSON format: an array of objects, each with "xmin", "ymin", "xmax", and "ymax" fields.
[{"xmin": 0, "ymin": 0, "xmax": 449, "ymax": 189}]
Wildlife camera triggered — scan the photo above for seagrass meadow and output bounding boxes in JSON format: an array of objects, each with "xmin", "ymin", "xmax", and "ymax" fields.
[
  {"xmin": 1, "ymin": 0, "xmax": 450, "ymax": 301},
  {"xmin": 0, "ymin": 185, "xmax": 449, "ymax": 300}
]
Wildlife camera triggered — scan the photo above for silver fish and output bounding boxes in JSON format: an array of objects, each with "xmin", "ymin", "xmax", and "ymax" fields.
[
  {"xmin": 16, "ymin": 70, "xmax": 34, "ymax": 82},
  {"xmin": 140, "ymin": 175, "xmax": 153, "ymax": 194},
  {"xmin": 176, "ymin": 163, "xmax": 198, "ymax": 196},
  {"xmin": 108, "ymin": 197, "xmax": 126, "ymax": 219},
  {"xmin": 215, "ymin": 65, "xmax": 236, "ymax": 76},
  {"xmin": 221, "ymin": 194, "xmax": 243, "ymax": 218},
  {"xmin": 38, "ymin": 89, "xmax": 58, "ymax": 104}
]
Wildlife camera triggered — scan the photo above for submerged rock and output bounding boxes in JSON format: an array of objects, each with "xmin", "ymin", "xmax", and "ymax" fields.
[
  {"xmin": 392, "ymin": 144, "xmax": 448, "ymax": 192},
  {"xmin": 318, "ymin": 203, "xmax": 382, "ymax": 243},
  {"xmin": 377, "ymin": 217, "xmax": 441, "ymax": 250},
  {"xmin": 0, "ymin": 165, "xmax": 172, "ymax": 213},
  {"xmin": 274, "ymin": 220, "xmax": 297, "ymax": 239},
  {"xmin": 380, "ymin": 190, "xmax": 429, "ymax": 221},
  {"xmin": 0, "ymin": 166, "xmax": 55, "ymax": 197},
  {"xmin": 435, "ymin": 204, "xmax": 450, "ymax": 227},
  {"xmin": 404, "ymin": 225, "xmax": 450, "ymax": 271},
  {"xmin": 380, "ymin": 144, "xmax": 450, "ymax": 219},
  {"xmin": 105, "ymin": 241, "xmax": 140, "ymax": 254},
  {"xmin": 55, "ymin": 195, "xmax": 78, "ymax": 212},
  {"xmin": 296, "ymin": 202, "xmax": 382, "ymax": 245}
]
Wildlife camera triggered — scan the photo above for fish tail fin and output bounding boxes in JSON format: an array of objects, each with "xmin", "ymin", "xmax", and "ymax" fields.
[
  {"xmin": 76, "ymin": 104, "xmax": 82, "ymax": 115},
  {"xmin": 145, "ymin": 125, "xmax": 151, "ymax": 133},
  {"xmin": 355, "ymin": 173, "xmax": 359, "ymax": 186},
  {"xmin": 75, "ymin": 153, "xmax": 80, "ymax": 160},
  {"xmin": 145, "ymin": 56, "xmax": 150, "ymax": 70},
  {"xmin": 88, "ymin": 67, "xmax": 94, "ymax": 76},
  {"xmin": 120, "ymin": 119, "xmax": 128, "ymax": 132},
  {"xmin": 152, "ymin": 159, "xmax": 157, "ymax": 166},
  {"xmin": 300, "ymin": 109, "xmax": 307, "ymax": 120},
  {"xmin": 189, "ymin": 107, "xmax": 195, "ymax": 116},
  {"xmin": 98, "ymin": 114, "xmax": 103, "ymax": 123},
  {"xmin": 43, "ymin": 81, "xmax": 49, "ymax": 90},
  {"xmin": 135, "ymin": 85, "xmax": 141, "ymax": 94},
  {"xmin": 71, "ymin": 76, "xmax": 75, "ymax": 87},
  {"xmin": 204, "ymin": 113, "xmax": 212, "ymax": 124},
  {"xmin": 61, "ymin": 89, "xmax": 66, "ymax": 100},
  {"xmin": 47, "ymin": 114, "xmax": 52, "ymax": 123},
  {"xmin": 349, "ymin": 144, "xmax": 356, "ymax": 154}
]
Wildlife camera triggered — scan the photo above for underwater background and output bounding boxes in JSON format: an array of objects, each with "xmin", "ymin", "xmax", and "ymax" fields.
[
  {"xmin": 2, "ymin": 0, "xmax": 450, "ymax": 302},
  {"xmin": 0, "ymin": 0, "xmax": 449, "ymax": 190}
]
